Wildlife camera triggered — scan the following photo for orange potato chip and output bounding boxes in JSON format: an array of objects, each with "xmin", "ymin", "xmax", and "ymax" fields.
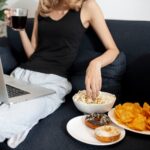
[
  {"xmin": 114, "ymin": 102, "xmax": 150, "ymax": 131},
  {"xmin": 127, "ymin": 114, "xmax": 146, "ymax": 131},
  {"xmin": 146, "ymin": 117, "xmax": 150, "ymax": 130},
  {"xmin": 146, "ymin": 125, "xmax": 150, "ymax": 130},
  {"xmin": 146, "ymin": 117, "xmax": 150, "ymax": 124},
  {"xmin": 133, "ymin": 103, "xmax": 143, "ymax": 114},
  {"xmin": 143, "ymin": 102, "xmax": 150, "ymax": 117},
  {"xmin": 120, "ymin": 111, "xmax": 135, "ymax": 123}
]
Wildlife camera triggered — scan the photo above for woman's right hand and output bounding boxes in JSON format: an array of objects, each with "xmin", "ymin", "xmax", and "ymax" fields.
[{"xmin": 4, "ymin": 9, "xmax": 11, "ymax": 27}]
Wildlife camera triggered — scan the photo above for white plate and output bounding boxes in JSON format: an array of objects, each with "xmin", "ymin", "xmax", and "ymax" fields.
[
  {"xmin": 108, "ymin": 108, "xmax": 150, "ymax": 135},
  {"xmin": 66, "ymin": 115, "xmax": 126, "ymax": 146}
]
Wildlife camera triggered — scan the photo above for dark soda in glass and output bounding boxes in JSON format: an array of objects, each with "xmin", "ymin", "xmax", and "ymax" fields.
[
  {"xmin": 12, "ymin": 16, "xmax": 27, "ymax": 30},
  {"xmin": 10, "ymin": 8, "xmax": 28, "ymax": 30}
]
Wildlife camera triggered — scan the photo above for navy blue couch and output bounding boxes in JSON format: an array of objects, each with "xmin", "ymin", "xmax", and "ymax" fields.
[{"xmin": 0, "ymin": 19, "xmax": 150, "ymax": 150}]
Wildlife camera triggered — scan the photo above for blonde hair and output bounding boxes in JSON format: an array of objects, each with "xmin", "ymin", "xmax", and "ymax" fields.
[{"xmin": 38, "ymin": 0, "xmax": 85, "ymax": 16}]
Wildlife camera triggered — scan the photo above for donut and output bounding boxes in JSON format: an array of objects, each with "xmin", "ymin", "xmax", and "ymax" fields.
[
  {"xmin": 85, "ymin": 113, "xmax": 111, "ymax": 129},
  {"xmin": 95, "ymin": 125, "xmax": 121, "ymax": 143}
]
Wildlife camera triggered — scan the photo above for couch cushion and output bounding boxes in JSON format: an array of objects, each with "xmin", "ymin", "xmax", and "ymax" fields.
[
  {"xmin": 106, "ymin": 20, "xmax": 150, "ymax": 100},
  {"xmin": 0, "ymin": 38, "xmax": 17, "ymax": 74}
]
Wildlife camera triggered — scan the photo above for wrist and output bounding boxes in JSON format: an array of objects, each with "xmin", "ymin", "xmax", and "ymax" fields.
[
  {"xmin": 19, "ymin": 29, "xmax": 25, "ymax": 33},
  {"xmin": 19, "ymin": 29, "xmax": 26, "ymax": 36},
  {"xmin": 90, "ymin": 59, "xmax": 102, "ymax": 69}
]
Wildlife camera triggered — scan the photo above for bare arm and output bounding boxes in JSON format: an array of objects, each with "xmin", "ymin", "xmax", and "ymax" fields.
[
  {"xmin": 83, "ymin": 0, "xmax": 119, "ymax": 98},
  {"xmin": 4, "ymin": 9, "xmax": 38, "ymax": 58},
  {"xmin": 19, "ymin": 12, "xmax": 38, "ymax": 58},
  {"xmin": 85, "ymin": 0, "xmax": 119, "ymax": 67}
]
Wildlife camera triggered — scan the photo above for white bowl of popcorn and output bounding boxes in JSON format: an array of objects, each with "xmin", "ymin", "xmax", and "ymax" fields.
[{"xmin": 72, "ymin": 90, "xmax": 116, "ymax": 114}]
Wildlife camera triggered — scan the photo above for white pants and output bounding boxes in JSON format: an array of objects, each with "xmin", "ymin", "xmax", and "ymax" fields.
[{"xmin": 0, "ymin": 67, "xmax": 72, "ymax": 148}]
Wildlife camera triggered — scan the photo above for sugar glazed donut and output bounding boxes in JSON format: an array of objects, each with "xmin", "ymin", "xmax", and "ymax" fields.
[
  {"xmin": 85, "ymin": 113, "xmax": 111, "ymax": 129},
  {"xmin": 95, "ymin": 125, "xmax": 121, "ymax": 143}
]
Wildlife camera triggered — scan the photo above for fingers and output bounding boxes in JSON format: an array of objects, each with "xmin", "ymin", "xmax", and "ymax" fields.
[
  {"xmin": 91, "ymin": 80, "xmax": 97, "ymax": 99},
  {"xmin": 4, "ymin": 9, "xmax": 11, "ymax": 26},
  {"xmin": 90, "ymin": 79, "xmax": 100, "ymax": 99},
  {"xmin": 85, "ymin": 77, "xmax": 92, "ymax": 98},
  {"xmin": 85, "ymin": 76, "xmax": 102, "ymax": 100},
  {"xmin": 4, "ymin": 9, "xmax": 11, "ymax": 18},
  {"xmin": 95, "ymin": 79, "xmax": 100, "ymax": 96},
  {"xmin": 85, "ymin": 61, "xmax": 102, "ymax": 100}
]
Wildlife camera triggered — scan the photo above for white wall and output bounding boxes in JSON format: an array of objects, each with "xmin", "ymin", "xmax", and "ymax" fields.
[
  {"xmin": 7, "ymin": 0, "xmax": 38, "ymax": 17},
  {"xmin": 7, "ymin": 0, "xmax": 150, "ymax": 21},
  {"xmin": 97, "ymin": 0, "xmax": 150, "ymax": 21}
]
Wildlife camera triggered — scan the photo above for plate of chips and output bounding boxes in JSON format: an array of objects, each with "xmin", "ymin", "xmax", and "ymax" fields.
[{"xmin": 108, "ymin": 102, "xmax": 150, "ymax": 135}]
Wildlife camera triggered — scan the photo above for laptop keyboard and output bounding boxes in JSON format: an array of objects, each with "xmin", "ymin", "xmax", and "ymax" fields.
[{"xmin": 6, "ymin": 84, "xmax": 30, "ymax": 98}]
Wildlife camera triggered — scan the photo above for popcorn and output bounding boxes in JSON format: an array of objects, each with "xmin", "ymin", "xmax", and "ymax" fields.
[{"xmin": 73, "ymin": 90, "xmax": 114, "ymax": 104}]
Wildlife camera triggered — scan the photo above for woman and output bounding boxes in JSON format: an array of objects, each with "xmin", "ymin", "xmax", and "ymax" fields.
[{"xmin": 3, "ymin": 0, "xmax": 119, "ymax": 148}]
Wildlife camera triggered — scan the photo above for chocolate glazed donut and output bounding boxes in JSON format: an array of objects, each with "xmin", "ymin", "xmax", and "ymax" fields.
[{"xmin": 85, "ymin": 113, "xmax": 111, "ymax": 129}]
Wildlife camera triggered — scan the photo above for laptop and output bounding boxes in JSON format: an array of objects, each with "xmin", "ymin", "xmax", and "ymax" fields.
[{"xmin": 0, "ymin": 59, "xmax": 55, "ymax": 104}]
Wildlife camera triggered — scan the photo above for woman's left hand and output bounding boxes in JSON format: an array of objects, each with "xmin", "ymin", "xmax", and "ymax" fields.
[{"xmin": 85, "ymin": 60, "xmax": 102, "ymax": 99}]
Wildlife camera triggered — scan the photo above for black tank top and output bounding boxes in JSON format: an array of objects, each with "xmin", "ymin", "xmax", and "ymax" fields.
[{"xmin": 20, "ymin": 10, "xmax": 86, "ymax": 77}]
